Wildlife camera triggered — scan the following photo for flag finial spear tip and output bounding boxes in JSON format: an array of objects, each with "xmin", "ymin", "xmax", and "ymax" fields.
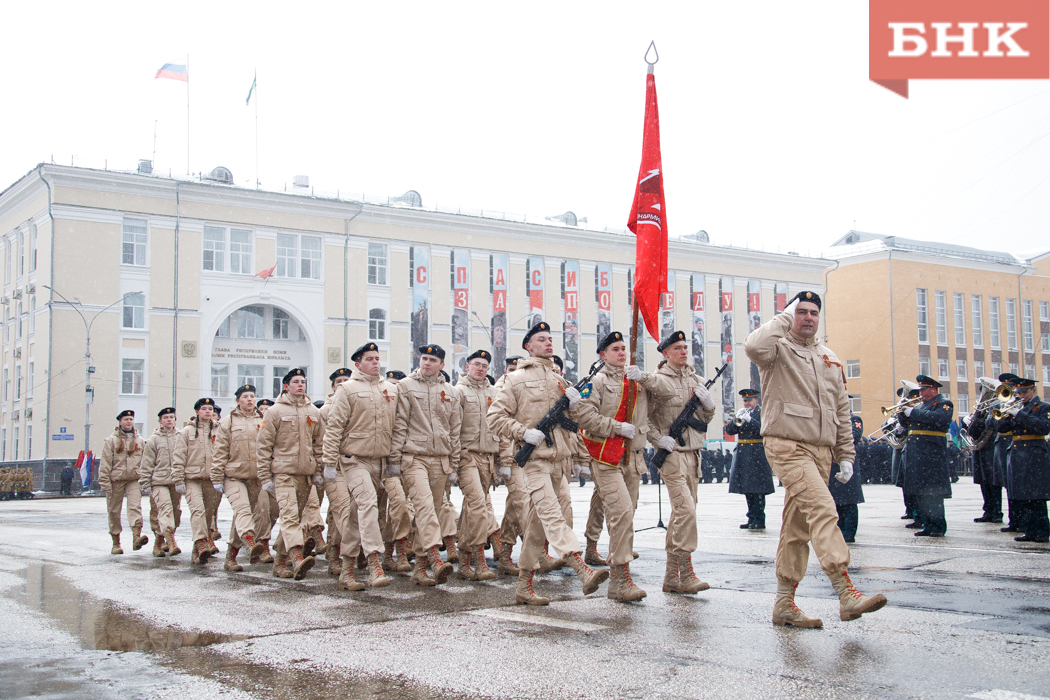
[{"xmin": 644, "ymin": 41, "xmax": 659, "ymax": 68}]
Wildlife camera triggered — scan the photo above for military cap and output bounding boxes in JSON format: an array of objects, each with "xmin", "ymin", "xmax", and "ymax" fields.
[
  {"xmin": 439, "ymin": 370, "xmax": 450, "ymax": 382},
  {"xmin": 351, "ymin": 342, "xmax": 379, "ymax": 363},
  {"xmin": 522, "ymin": 321, "xmax": 551, "ymax": 349},
  {"xmin": 194, "ymin": 397, "xmax": 216, "ymax": 411},
  {"xmin": 505, "ymin": 356, "xmax": 522, "ymax": 366},
  {"xmin": 256, "ymin": 399, "xmax": 274, "ymax": 407},
  {"xmin": 552, "ymin": 355, "xmax": 564, "ymax": 370},
  {"xmin": 896, "ymin": 387, "xmax": 905, "ymax": 397},
  {"xmin": 739, "ymin": 388, "xmax": 760, "ymax": 398},
  {"xmin": 235, "ymin": 384, "xmax": 256, "ymax": 398},
  {"xmin": 283, "ymin": 368, "xmax": 307, "ymax": 384},
  {"xmin": 597, "ymin": 331, "xmax": 625, "ymax": 353},
  {"xmin": 157, "ymin": 407, "xmax": 176, "ymax": 418},
  {"xmin": 419, "ymin": 344, "xmax": 446, "ymax": 360},
  {"xmin": 907, "ymin": 388, "xmax": 921, "ymax": 398},
  {"xmin": 486, "ymin": 375, "xmax": 495, "ymax": 385},
  {"xmin": 313, "ymin": 399, "xmax": 326, "ymax": 409},
  {"xmin": 916, "ymin": 375, "xmax": 942, "ymax": 388},
  {"xmin": 466, "ymin": 349, "xmax": 492, "ymax": 363},
  {"xmin": 657, "ymin": 330, "xmax": 687, "ymax": 353},
  {"xmin": 998, "ymin": 372, "xmax": 1020, "ymax": 385},
  {"xmin": 116, "ymin": 409, "xmax": 135, "ymax": 420},
  {"xmin": 386, "ymin": 370, "xmax": 406, "ymax": 381},
  {"xmin": 329, "ymin": 367, "xmax": 352, "ymax": 382},
  {"xmin": 1015, "ymin": 377, "xmax": 1036, "ymax": 388},
  {"xmin": 790, "ymin": 290, "xmax": 822, "ymax": 310},
  {"xmin": 214, "ymin": 406, "xmax": 222, "ymax": 417}
]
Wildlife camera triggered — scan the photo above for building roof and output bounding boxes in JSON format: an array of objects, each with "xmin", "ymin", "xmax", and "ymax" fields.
[{"xmin": 828, "ymin": 230, "xmax": 1024, "ymax": 267}]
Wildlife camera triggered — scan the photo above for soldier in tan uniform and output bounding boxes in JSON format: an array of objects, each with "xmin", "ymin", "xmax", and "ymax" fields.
[
  {"xmin": 578, "ymin": 331, "xmax": 671, "ymax": 601},
  {"xmin": 253, "ymin": 398, "xmax": 278, "ymax": 562},
  {"xmin": 647, "ymin": 330, "xmax": 716, "ymax": 595},
  {"xmin": 99, "ymin": 410, "xmax": 148, "ymax": 555},
  {"xmin": 323, "ymin": 343, "xmax": 394, "ymax": 591},
  {"xmin": 388, "ymin": 344, "xmax": 459, "ymax": 586},
  {"xmin": 744, "ymin": 291, "xmax": 887, "ymax": 627},
  {"xmin": 380, "ymin": 370, "xmax": 415, "ymax": 571},
  {"xmin": 452, "ymin": 350, "xmax": 501, "ymax": 581},
  {"xmin": 489, "ymin": 322, "xmax": 608, "ymax": 605},
  {"xmin": 174, "ymin": 398, "xmax": 221, "ymax": 559},
  {"xmin": 258, "ymin": 368, "xmax": 324, "ymax": 580},
  {"xmin": 211, "ymin": 384, "xmax": 267, "ymax": 571},
  {"xmin": 317, "ymin": 368, "xmax": 354, "ymax": 576},
  {"xmin": 140, "ymin": 408, "xmax": 186, "ymax": 559},
  {"xmin": 495, "ymin": 356, "xmax": 528, "ymax": 575}
]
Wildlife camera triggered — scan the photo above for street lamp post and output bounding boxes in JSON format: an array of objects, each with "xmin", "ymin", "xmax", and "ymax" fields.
[{"xmin": 44, "ymin": 286, "xmax": 141, "ymax": 456}]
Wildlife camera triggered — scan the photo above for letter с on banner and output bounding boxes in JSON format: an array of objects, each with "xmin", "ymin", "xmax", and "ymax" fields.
[{"xmin": 870, "ymin": 0, "xmax": 1048, "ymax": 97}]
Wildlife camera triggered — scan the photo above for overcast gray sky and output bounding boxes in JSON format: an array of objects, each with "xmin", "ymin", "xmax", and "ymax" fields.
[{"xmin": 2, "ymin": 2, "xmax": 1048, "ymax": 256}]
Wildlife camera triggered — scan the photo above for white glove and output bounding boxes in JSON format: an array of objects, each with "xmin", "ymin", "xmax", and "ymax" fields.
[
  {"xmin": 140, "ymin": 486, "xmax": 152, "ymax": 497},
  {"xmin": 904, "ymin": 406, "xmax": 914, "ymax": 417},
  {"xmin": 384, "ymin": 463, "xmax": 402, "ymax": 478},
  {"xmin": 212, "ymin": 483, "xmax": 224, "ymax": 494},
  {"xmin": 448, "ymin": 471, "xmax": 459, "ymax": 487},
  {"xmin": 618, "ymin": 422, "xmax": 637, "ymax": 440},
  {"xmin": 572, "ymin": 463, "xmax": 582, "ymax": 479},
  {"xmin": 835, "ymin": 461, "xmax": 853, "ymax": 484},
  {"xmin": 625, "ymin": 365, "xmax": 642, "ymax": 381},
  {"xmin": 656, "ymin": 435, "xmax": 677, "ymax": 452},
  {"xmin": 175, "ymin": 483, "xmax": 186, "ymax": 495},
  {"xmin": 499, "ymin": 466, "xmax": 511, "ymax": 480},
  {"xmin": 1005, "ymin": 403, "xmax": 1022, "ymax": 417},
  {"xmin": 784, "ymin": 297, "xmax": 799, "ymax": 318},
  {"xmin": 311, "ymin": 475, "xmax": 324, "ymax": 486},
  {"xmin": 580, "ymin": 466, "xmax": 592, "ymax": 479},
  {"xmin": 564, "ymin": 386, "xmax": 581, "ymax": 409},
  {"xmin": 324, "ymin": 466, "xmax": 338, "ymax": 483},
  {"xmin": 523, "ymin": 428, "xmax": 545, "ymax": 446},
  {"xmin": 694, "ymin": 384, "xmax": 715, "ymax": 410},
  {"xmin": 261, "ymin": 481, "xmax": 275, "ymax": 493}
]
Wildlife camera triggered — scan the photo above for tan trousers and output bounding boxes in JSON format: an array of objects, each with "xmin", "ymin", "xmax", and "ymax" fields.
[
  {"xmin": 440, "ymin": 478, "xmax": 459, "ymax": 539},
  {"xmin": 383, "ymin": 476, "xmax": 414, "ymax": 542},
  {"xmin": 519, "ymin": 459, "xmax": 582, "ymax": 571},
  {"xmin": 207, "ymin": 482, "xmax": 221, "ymax": 534},
  {"xmin": 338, "ymin": 457, "xmax": 385, "ymax": 558},
  {"xmin": 401, "ymin": 455, "xmax": 448, "ymax": 555},
  {"xmin": 105, "ymin": 479, "xmax": 143, "ymax": 536},
  {"xmin": 457, "ymin": 452, "xmax": 499, "ymax": 548},
  {"xmin": 149, "ymin": 485, "xmax": 181, "ymax": 534},
  {"xmin": 254, "ymin": 487, "xmax": 278, "ymax": 543},
  {"xmin": 272, "ymin": 473, "xmax": 312, "ymax": 554},
  {"xmin": 224, "ymin": 478, "xmax": 261, "ymax": 548},
  {"xmin": 588, "ymin": 456, "xmax": 641, "ymax": 566},
  {"xmin": 184, "ymin": 479, "xmax": 217, "ymax": 543},
  {"xmin": 764, "ymin": 436, "xmax": 850, "ymax": 584},
  {"xmin": 498, "ymin": 464, "xmax": 530, "ymax": 545},
  {"xmin": 585, "ymin": 452, "xmax": 642, "ymax": 541},
  {"xmin": 324, "ymin": 476, "xmax": 350, "ymax": 553},
  {"xmin": 303, "ymin": 485, "xmax": 325, "ymax": 531},
  {"xmin": 662, "ymin": 450, "xmax": 699, "ymax": 556},
  {"xmin": 556, "ymin": 461, "xmax": 574, "ymax": 527}
]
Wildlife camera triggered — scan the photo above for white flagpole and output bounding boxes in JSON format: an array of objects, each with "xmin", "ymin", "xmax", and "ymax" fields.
[{"xmin": 186, "ymin": 53, "xmax": 191, "ymax": 175}]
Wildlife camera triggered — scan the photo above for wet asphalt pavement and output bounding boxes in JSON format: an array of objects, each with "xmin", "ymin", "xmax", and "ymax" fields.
[{"xmin": 1, "ymin": 482, "xmax": 1048, "ymax": 700}]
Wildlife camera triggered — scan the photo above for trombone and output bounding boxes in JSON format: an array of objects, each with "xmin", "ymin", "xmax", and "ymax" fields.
[
  {"xmin": 993, "ymin": 394, "xmax": 1022, "ymax": 420},
  {"xmin": 973, "ymin": 381, "xmax": 1012, "ymax": 413}
]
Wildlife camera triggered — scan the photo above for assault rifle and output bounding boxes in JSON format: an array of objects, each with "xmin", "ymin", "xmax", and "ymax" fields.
[
  {"xmin": 651, "ymin": 362, "xmax": 729, "ymax": 470},
  {"xmin": 513, "ymin": 361, "xmax": 606, "ymax": 467}
]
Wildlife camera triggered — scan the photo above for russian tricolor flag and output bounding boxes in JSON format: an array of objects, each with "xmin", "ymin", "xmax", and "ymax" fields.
[
  {"xmin": 155, "ymin": 63, "xmax": 188, "ymax": 82},
  {"xmin": 77, "ymin": 450, "xmax": 94, "ymax": 489}
]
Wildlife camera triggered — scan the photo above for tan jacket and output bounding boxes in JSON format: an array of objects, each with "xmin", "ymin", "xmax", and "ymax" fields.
[
  {"xmin": 455, "ymin": 374, "xmax": 500, "ymax": 455},
  {"xmin": 323, "ymin": 370, "xmax": 398, "ymax": 465},
  {"xmin": 743, "ymin": 310, "xmax": 854, "ymax": 461},
  {"xmin": 488, "ymin": 356, "xmax": 579, "ymax": 464},
  {"xmin": 257, "ymin": 392, "xmax": 323, "ymax": 481},
  {"xmin": 389, "ymin": 370, "xmax": 461, "ymax": 468},
  {"xmin": 577, "ymin": 364, "xmax": 669, "ymax": 454},
  {"xmin": 140, "ymin": 426, "xmax": 185, "ymax": 487},
  {"xmin": 98, "ymin": 427, "xmax": 145, "ymax": 490},
  {"xmin": 211, "ymin": 407, "xmax": 263, "ymax": 483},
  {"xmin": 646, "ymin": 361, "xmax": 717, "ymax": 452},
  {"xmin": 494, "ymin": 373, "xmax": 518, "ymax": 468},
  {"xmin": 174, "ymin": 417, "xmax": 218, "ymax": 483}
]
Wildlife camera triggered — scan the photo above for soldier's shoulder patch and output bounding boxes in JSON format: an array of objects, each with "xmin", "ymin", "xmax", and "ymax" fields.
[
  {"xmin": 944, "ymin": 405, "xmax": 950, "ymax": 411},
  {"xmin": 580, "ymin": 383, "xmax": 593, "ymax": 398}
]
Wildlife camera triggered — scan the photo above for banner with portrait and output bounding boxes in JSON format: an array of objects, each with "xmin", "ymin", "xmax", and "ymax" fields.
[{"xmin": 451, "ymin": 249, "xmax": 470, "ymax": 381}]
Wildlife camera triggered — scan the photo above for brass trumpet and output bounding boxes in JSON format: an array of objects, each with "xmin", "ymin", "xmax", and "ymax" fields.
[
  {"xmin": 992, "ymin": 395, "xmax": 1022, "ymax": 420},
  {"xmin": 882, "ymin": 396, "xmax": 921, "ymax": 416},
  {"xmin": 973, "ymin": 382, "xmax": 1012, "ymax": 413},
  {"xmin": 733, "ymin": 408, "xmax": 753, "ymax": 427}
]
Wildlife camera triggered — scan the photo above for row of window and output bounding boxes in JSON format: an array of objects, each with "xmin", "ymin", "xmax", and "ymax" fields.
[
  {"xmin": 0, "ymin": 426, "xmax": 32, "ymax": 462},
  {"xmin": 915, "ymin": 356, "xmax": 1050, "ymax": 386},
  {"xmin": 0, "ymin": 362, "xmax": 33, "ymax": 403},
  {"xmin": 210, "ymin": 364, "xmax": 309, "ymax": 399},
  {"xmin": 3, "ymin": 296, "xmax": 35, "ymax": 340},
  {"xmin": 917, "ymin": 290, "xmax": 1050, "ymax": 352},
  {"xmin": 3, "ymin": 224, "xmax": 38, "ymax": 287}
]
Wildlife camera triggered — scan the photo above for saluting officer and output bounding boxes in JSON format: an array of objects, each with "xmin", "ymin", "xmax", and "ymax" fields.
[
  {"xmin": 998, "ymin": 377, "xmax": 1050, "ymax": 543},
  {"xmin": 98, "ymin": 410, "xmax": 148, "ymax": 555},
  {"xmin": 899, "ymin": 375, "xmax": 953, "ymax": 537},
  {"xmin": 725, "ymin": 388, "xmax": 775, "ymax": 530},
  {"xmin": 140, "ymin": 408, "xmax": 186, "ymax": 559},
  {"xmin": 174, "ymin": 398, "xmax": 222, "ymax": 558}
]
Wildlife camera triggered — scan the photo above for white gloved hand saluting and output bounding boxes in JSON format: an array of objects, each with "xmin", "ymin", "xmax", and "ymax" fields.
[
  {"xmin": 656, "ymin": 435, "xmax": 677, "ymax": 452},
  {"xmin": 324, "ymin": 466, "xmax": 338, "ymax": 483},
  {"xmin": 212, "ymin": 483, "xmax": 223, "ymax": 494},
  {"xmin": 564, "ymin": 386, "xmax": 581, "ymax": 409},
  {"xmin": 618, "ymin": 422, "xmax": 637, "ymax": 440},
  {"xmin": 261, "ymin": 481, "xmax": 275, "ymax": 494},
  {"xmin": 783, "ymin": 296, "xmax": 800, "ymax": 318},
  {"xmin": 694, "ymin": 383, "xmax": 715, "ymax": 411},
  {"xmin": 523, "ymin": 428, "xmax": 545, "ymax": 446},
  {"xmin": 835, "ymin": 460, "xmax": 854, "ymax": 484},
  {"xmin": 175, "ymin": 483, "xmax": 186, "ymax": 495},
  {"xmin": 625, "ymin": 365, "xmax": 643, "ymax": 382}
]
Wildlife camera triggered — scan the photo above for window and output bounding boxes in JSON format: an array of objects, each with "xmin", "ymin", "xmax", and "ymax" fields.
[
  {"xmin": 989, "ymin": 297, "xmax": 1000, "ymax": 348},
  {"xmin": 121, "ymin": 358, "xmax": 145, "ymax": 394},
  {"xmin": 971, "ymin": 295, "xmax": 983, "ymax": 347},
  {"xmin": 215, "ymin": 316, "xmax": 230, "ymax": 338},
  {"xmin": 369, "ymin": 308, "xmax": 386, "ymax": 341},
  {"xmin": 203, "ymin": 225, "xmax": 226, "ymax": 272},
  {"xmin": 848, "ymin": 395, "xmax": 861, "ymax": 414},
  {"xmin": 230, "ymin": 229, "xmax": 252, "ymax": 274},
  {"xmin": 1022, "ymin": 300, "xmax": 1034, "ymax": 352},
  {"xmin": 276, "ymin": 234, "xmax": 297, "ymax": 277},
  {"xmin": 1041, "ymin": 300, "xmax": 1049, "ymax": 322},
  {"xmin": 845, "ymin": 359, "xmax": 860, "ymax": 379},
  {"xmin": 14, "ymin": 365, "xmax": 20, "ymax": 400},
  {"xmin": 992, "ymin": 361, "xmax": 1001, "ymax": 379},
  {"xmin": 1006, "ymin": 298, "xmax": 1017, "ymax": 350},
  {"xmin": 27, "ymin": 362, "xmax": 32, "ymax": 399},
  {"xmin": 14, "ymin": 302, "xmax": 21, "ymax": 339},
  {"xmin": 937, "ymin": 358, "xmax": 949, "ymax": 379},
  {"xmin": 272, "ymin": 308, "xmax": 289, "ymax": 340},
  {"xmin": 28, "ymin": 296, "xmax": 34, "ymax": 335},
  {"xmin": 919, "ymin": 357, "xmax": 931, "ymax": 377},
  {"xmin": 300, "ymin": 236, "xmax": 321, "ymax": 279},
  {"xmin": 25, "ymin": 425, "xmax": 30, "ymax": 460},
  {"xmin": 122, "ymin": 293, "xmax": 145, "ymax": 329},
  {"xmin": 368, "ymin": 243, "xmax": 388, "ymax": 285},
  {"xmin": 1042, "ymin": 330, "xmax": 1050, "ymax": 352},
  {"xmin": 275, "ymin": 234, "xmax": 321, "ymax": 280},
  {"xmin": 29, "ymin": 224, "xmax": 36, "ymax": 272},
  {"xmin": 1044, "ymin": 365, "xmax": 1050, "ymax": 385},
  {"xmin": 1025, "ymin": 363, "xmax": 1035, "ymax": 381},
  {"xmin": 211, "ymin": 364, "xmax": 229, "ymax": 397},
  {"xmin": 935, "ymin": 291, "xmax": 947, "ymax": 345},
  {"xmin": 974, "ymin": 360, "xmax": 985, "ymax": 380},
  {"xmin": 953, "ymin": 293, "xmax": 965, "ymax": 346},
  {"xmin": 1009, "ymin": 361, "xmax": 1019, "ymax": 376},
  {"xmin": 237, "ymin": 364, "xmax": 264, "ymax": 390},
  {"xmin": 957, "ymin": 394, "xmax": 969, "ymax": 413},
  {"xmin": 957, "ymin": 359, "xmax": 967, "ymax": 380},
  {"xmin": 235, "ymin": 306, "xmax": 265, "ymax": 339},
  {"xmin": 272, "ymin": 366, "xmax": 289, "ymax": 398},
  {"xmin": 122, "ymin": 218, "xmax": 147, "ymax": 266},
  {"xmin": 916, "ymin": 289, "xmax": 929, "ymax": 343}
]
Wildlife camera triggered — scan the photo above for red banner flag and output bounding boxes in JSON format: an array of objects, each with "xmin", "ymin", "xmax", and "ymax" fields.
[{"xmin": 627, "ymin": 70, "xmax": 668, "ymax": 342}]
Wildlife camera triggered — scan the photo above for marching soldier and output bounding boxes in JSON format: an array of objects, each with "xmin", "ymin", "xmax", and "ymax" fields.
[
  {"xmin": 174, "ymin": 398, "xmax": 222, "ymax": 559},
  {"xmin": 998, "ymin": 377, "xmax": 1050, "ymax": 543},
  {"xmin": 899, "ymin": 375, "xmax": 953, "ymax": 537},
  {"xmin": 211, "ymin": 384, "xmax": 267, "ymax": 571},
  {"xmin": 252, "ymin": 398, "xmax": 278, "ymax": 562},
  {"xmin": 725, "ymin": 388, "xmax": 775, "ymax": 530},
  {"xmin": 388, "ymin": 344, "xmax": 460, "ymax": 586},
  {"xmin": 646, "ymin": 330, "xmax": 716, "ymax": 595},
  {"xmin": 140, "ymin": 408, "xmax": 186, "ymax": 559},
  {"xmin": 316, "ymin": 368, "xmax": 354, "ymax": 576},
  {"xmin": 489, "ymin": 322, "xmax": 608, "ymax": 605},
  {"xmin": 99, "ymin": 410, "xmax": 148, "ymax": 555},
  {"xmin": 496, "ymin": 355, "xmax": 528, "ymax": 575},
  {"xmin": 258, "ymin": 368, "xmax": 325, "ymax": 580},
  {"xmin": 828, "ymin": 414, "xmax": 866, "ymax": 543}
]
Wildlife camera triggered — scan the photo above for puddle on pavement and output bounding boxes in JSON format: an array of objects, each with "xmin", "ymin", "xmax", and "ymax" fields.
[{"xmin": 10, "ymin": 562, "xmax": 246, "ymax": 652}]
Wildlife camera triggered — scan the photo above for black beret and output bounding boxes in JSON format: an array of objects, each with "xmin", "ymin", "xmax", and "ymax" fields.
[
  {"xmin": 116, "ymin": 410, "xmax": 135, "ymax": 420},
  {"xmin": 505, "ymin": 356, "xmax": 522, "ymax": 366},
  {"xmin": 739, "ymin": 388, "xmax": 759, "ymax": 398},
  {"xmin": 235, "ymin": 384, "xmax": 256, "ymax": 398},
  {"xmin": 256, "ymin": 399, "xmax": 274, "ymax": 407},
  {"xmin": 214, "ymin": 406, "xmax": 222, "ymax": 416},
  {"xmin": 597, "ymin": 331, "xmax": 624, "ymax": 353},
  {"xmin": 158, "ymin": 407, "xmax": 176, "ymax": 418},
  {"xmin": 552, "ymin": 355, "xmax": 563, "ymax": 370},
  {"xmin": 351, "ymin": 342, "xmax": 379, "ymax": 363},
  {"xmin": 194, "ymin": 397, "xmax": 216, "ymax": 411},
  {"xmin": 522, "ymin": 321, "xmax": 551, "ymax": 349},
  {"xmin": 916, "ymin": 375, "xmax": 942, "ymax": 388},
  {"xmin": 313, "ymin": 399, "xmax": 326, "ymax": 409},
  {"xmin": 439, "ymin": 370, "xmax": 450, "ymax": 382},
  {"xmin": 329, "ymin": 367, "xmax": 352, "ymax": 382},
  {"xmin": 466, "ymin": 350, "xmax": 492, "ymax": 363},
  {"xmin": 486, "ymin": 375, "xmax": 495, "ymax": 385},
  {"xmin": 283, "ymin": 368, "xmax": 307, "ymax": 384},
  {"xmin": 791, "ymin": 291, "xmax": 822, "ymax": 310},
  {"xmin": 386, "ymin": 370, "xmax": 406, "ymax": 380},
  {"xmin": 419, "ymin": 344, "xmax": 446, "ymax": 360},
  {"xmin": 998, "ymin": 372, "xmax": 1019, "ymax": 385},
  {"xmin": 657, "ymin": 330, "xmax": 687, "ymax": 352}
]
